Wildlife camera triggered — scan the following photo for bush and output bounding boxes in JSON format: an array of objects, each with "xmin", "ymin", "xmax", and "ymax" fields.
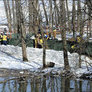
[{"xmin": 8, "ymin": 37, "xmax": 92, "ymax": 57}]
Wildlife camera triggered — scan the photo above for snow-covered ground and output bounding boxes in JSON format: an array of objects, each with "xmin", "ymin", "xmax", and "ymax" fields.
[{"xmin": 0, "ymin": 45, "xmax": 92, "ymax": 78}]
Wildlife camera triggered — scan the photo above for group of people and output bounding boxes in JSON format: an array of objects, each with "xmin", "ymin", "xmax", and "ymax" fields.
[
  {"xmin": 33, "ymin": 27, "xmax": 57, "ymax": 48},
  {"xmin": 45, "ymin": 28, "xmax": 57, "ymax": 40},
  {"xmin": 0, "ymin": 33, "xmax": 8, "ymax": 45}
]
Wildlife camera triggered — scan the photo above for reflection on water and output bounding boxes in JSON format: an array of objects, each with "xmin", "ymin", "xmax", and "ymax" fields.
[{"xmin": 0, "ymin": 75, "xmax": 92, "ymax": 92}]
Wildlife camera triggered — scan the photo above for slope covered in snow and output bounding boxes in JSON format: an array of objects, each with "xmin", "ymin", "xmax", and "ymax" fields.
[{"xmin": 0, "ymin": 45, "xmax": 92, "ymax": 78}]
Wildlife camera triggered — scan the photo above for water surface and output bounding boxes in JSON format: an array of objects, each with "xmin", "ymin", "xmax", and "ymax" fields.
[{"xmin": 0, "ymin": 75, "xmax": 92, "ymax": 92}]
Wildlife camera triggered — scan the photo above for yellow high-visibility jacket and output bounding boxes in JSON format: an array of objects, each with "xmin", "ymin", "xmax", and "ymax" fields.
[
  {"xmin": 71, "ymin": 45, "xmax": 76, "ymax": 49},
  {"xmin": 3, "ymin": 35, "xmax": 7, "ymax": 41},
  {"xmin": 39, "ymin": 39, "xmax": 43, "ymax": 44}
]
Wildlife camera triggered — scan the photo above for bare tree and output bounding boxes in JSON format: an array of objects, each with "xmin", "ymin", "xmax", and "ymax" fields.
[
  {"xmin": 12, "ymin": 0, "xmax": 16, "ymax": 33},
  {"xmin": 3, "ymin": 0, "xmax": 12, "ymax": 33},
  {"xmin": 87, "ymin": 4, "xmax": 92, "ymax": 37},
  {"xmin": 72, "ymin": 0, "xmax": 76, "ymax": 38},
  {"xmin": 31, "ymin": 2, "xmax": 46, "ymax": 68},
  {"xmin": 28, "ymin": 0, "xmax": 33, "ymax": 33},
  {"xmin": 77, "ymin": 0, "xmax": 85, "ymax": 68},
  {"xmin": 66, "ymin": 0, "xmax": 72, "ymax": 33},
  {"xmin": 49, "ymin": 0, "xmax": 53, "ymax": 26},
  {"xmin": 60, "ymin": 0, "xmax": 70, "ymax": 70},
  {"xmin": 41, "ymin": 0, "xmax": 49, "ymax": 25},
  {"xmin": 15, "ymin": 0, "xmax": 28, "ymax": 61},
  {"xmin": 33, "ymin": 0, "xmax": 39, "ymax": 35}
]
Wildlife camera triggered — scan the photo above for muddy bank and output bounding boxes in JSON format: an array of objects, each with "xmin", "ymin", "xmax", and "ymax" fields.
[
  {"xmin": 0, "ymin": 68, "xmax": 30, "ymax": 77},
  {"xmin": 0, "ymin": 68, "xmax": 92, "ymax": 81}
]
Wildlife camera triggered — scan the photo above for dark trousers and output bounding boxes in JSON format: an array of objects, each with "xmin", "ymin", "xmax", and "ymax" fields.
[
  {"xmin": 0, "ymin": 41, "xmax": 3, "ymax": 45},
  {"xmin": 37, "ymin": 43, "xmax": 42, "ymax": 48},
  {"xmin": 3, "ymin": 41, "xmax": 7, "ymax": 45}
]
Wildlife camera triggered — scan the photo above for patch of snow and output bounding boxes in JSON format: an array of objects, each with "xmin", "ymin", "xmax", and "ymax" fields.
[{"xmin": 0, "ymin": 45, "xmax": 92, "ymax": 77}]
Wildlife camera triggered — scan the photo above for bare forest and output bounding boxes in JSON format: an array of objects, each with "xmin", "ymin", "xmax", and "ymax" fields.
[{"xmin": 3, "ymin": 0, "xmax": 92, "ymax": 70}]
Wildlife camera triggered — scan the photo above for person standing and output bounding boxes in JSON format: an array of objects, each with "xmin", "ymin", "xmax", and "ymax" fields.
[
  {"xmin": 33, "ymin": 35, "xmax": 38, "ymax": 48},
  {"xmin": 37, "ymin": 36, "xmax": 43, "ymax": 48},
  {"xmin": 3, "ymin": 34, "xmax": 7, "ymax": 45}
]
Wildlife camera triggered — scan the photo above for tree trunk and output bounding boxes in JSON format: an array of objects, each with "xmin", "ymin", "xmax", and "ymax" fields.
[
  {"xmin": 88, "ymin": 8, "xmax": 92, "ymax": 37},
  {"xmin": 16, "ymin": 0, "xmax": 28, "ymax": 61},
  {"xmin": 29, "ymin": 0, "xmax": 33, "ymax": 33},
  {"xmin": 72, "ymin": 0, "xmax": 76, "ymax": 38},
  {"xmin": 60, "ymin": 0, "xmax": 70, "ymax": 70},
  {"xmin": 53, "ymin": 0, "xmax": 60, "ymax": 26},
  {"xmin": 33, "ymin": 0, "xmax": 39, "ymax": 35},
  {"xmin": 77, "ymin": 0, "xmax": 81, "ymax": 32},
  {"xmin": 77, "ymin": 0, "xmax": 84, "ymax": 68},
  {"xmin": 15, "ymin": 0, "xmax": 20, "ymax": 34},
  {"xmin": 66, "ymin": 0, "xmax": 72, "ymax": 33},
  {"xmin": 12, "ymin": 0, "xmax": 16, "ymax": 33},
  {"xmin": 43, "ymin": 38, "xmax": 46, "ymax": 68},
  {"xmin": 49, "ymin": 0, "xmax": 52, "ymax": 27},
  {"xmin": 21, "ymin": 23, "xmax": 28, "ymax": 61},
  {"xmin": 32, "ymin": 2, "xmax": 46, "ymax": 68},
  {"xmin": 41, "ymin": 0, "xmax": 49, "ymax": 25},
  {"xmin": 3, "ymin": 0, "xmax": 12, "ymax": 33}
]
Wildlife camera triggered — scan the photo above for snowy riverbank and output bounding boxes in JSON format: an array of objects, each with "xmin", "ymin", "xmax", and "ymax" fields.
[{"xmin": 0, "ymin": 45, "xmax": 92, "ymax": 79}]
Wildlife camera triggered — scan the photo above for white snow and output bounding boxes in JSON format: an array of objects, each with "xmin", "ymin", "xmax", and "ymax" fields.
[{"xmin": 0, "ymin": 45, "xmax": 92, "ymax": 77}]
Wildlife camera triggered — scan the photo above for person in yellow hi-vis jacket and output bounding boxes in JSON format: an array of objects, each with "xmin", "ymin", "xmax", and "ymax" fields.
[
  {"xmin": 33, "ymin": 35, "xmax": 38, "ymax": 48},
  {"xmin": 33, "ymin": 34, "xmax": 43, "ymax": 48},
  {"xmin": 37, "ymin": 36, "xmax": 43, "ymax": 48},
  {"xmin": 3, "ymin": 34, "xmax": 7, "ymax": 45},
  {"xmin": 76, "ymin": 36, "xmax": 81, "ymax": 43},
  {"xmin": 70, "ymin": 35, "xmax": 81, "ymax": 53},
  {"xmin": 71, "ymin": 44, "xmax": 76, "ymax": 49}
]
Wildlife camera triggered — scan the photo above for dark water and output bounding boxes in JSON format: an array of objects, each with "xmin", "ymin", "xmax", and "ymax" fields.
[{"xmin": 0, "ymin": 75, "xmax": 92, "ymax": 92}]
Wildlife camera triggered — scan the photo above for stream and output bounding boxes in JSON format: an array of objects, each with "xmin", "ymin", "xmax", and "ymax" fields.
[{"xmin": 0, "ymin": 69, "xmax": 92, "ymax": 92}]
